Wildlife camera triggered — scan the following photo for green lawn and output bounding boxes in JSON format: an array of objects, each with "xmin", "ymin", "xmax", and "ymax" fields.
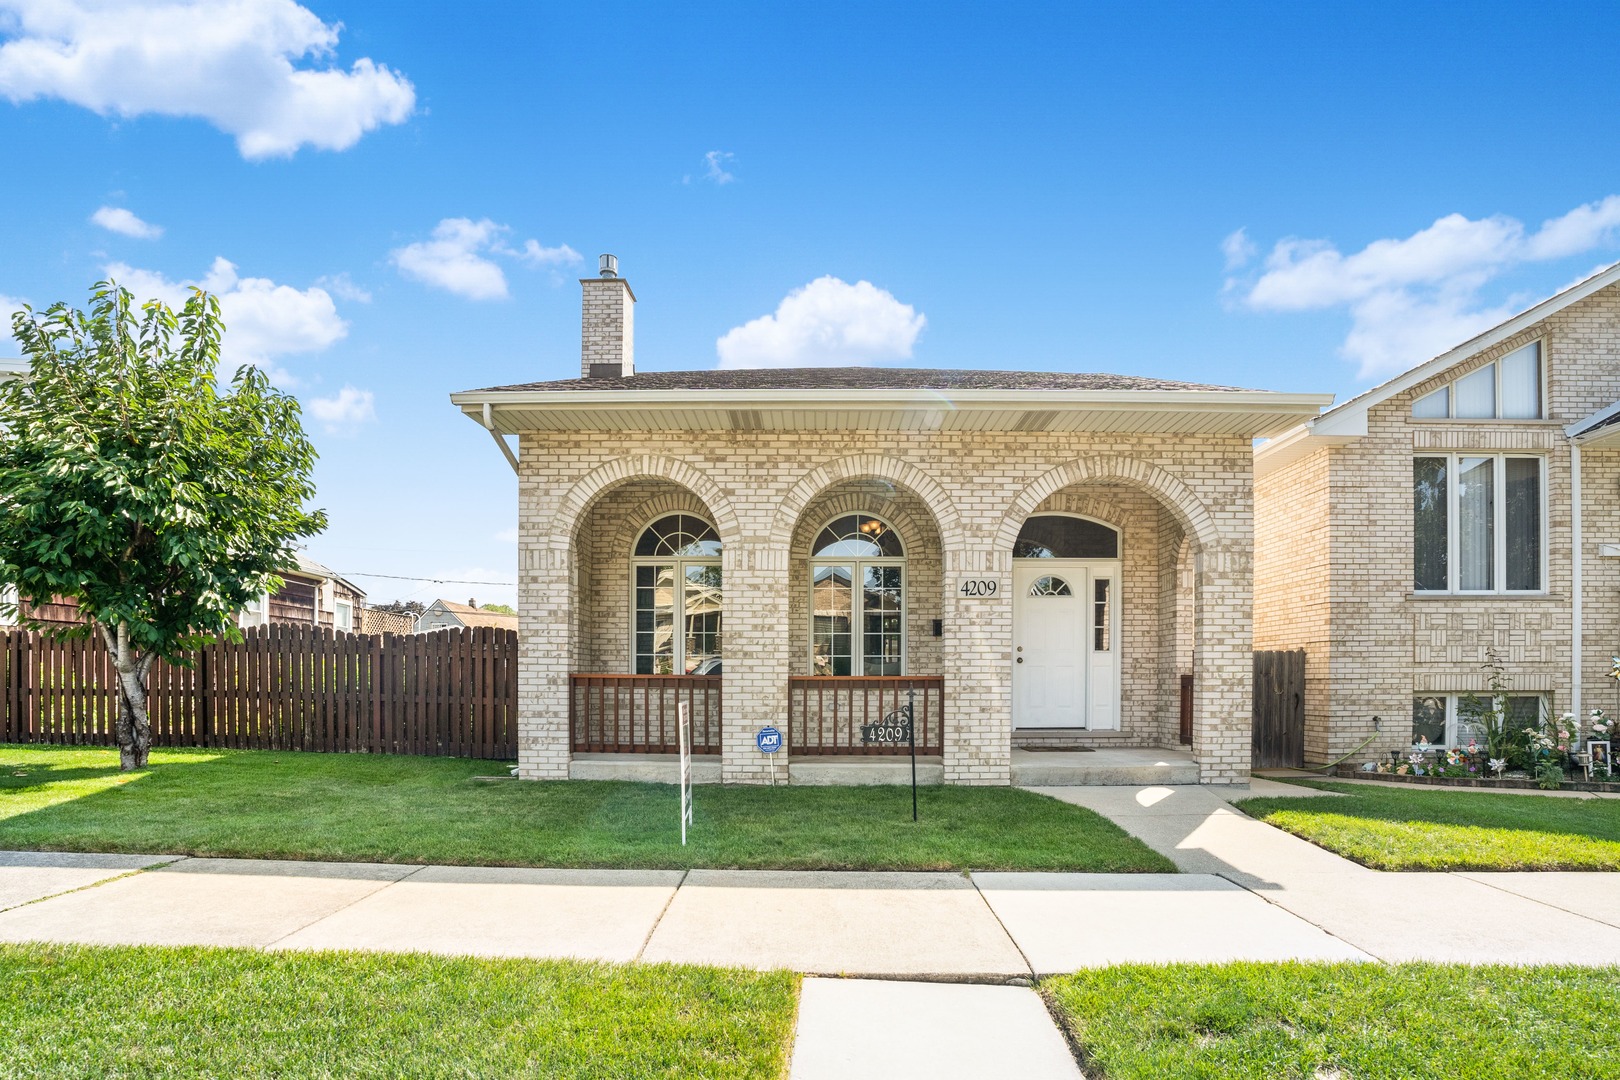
[
  {"xmin": 1233, "ymin": 779, "xmax": 1620, "ymax": 870},
  {"xmin": 0, "ymin": 744, "xmax": 1172, "ymax": 872},
  {"xmin": 1045, "ymin": 962, "xmax": 1620, "ymax": 1079},
  {"xmin": 0, "ymin": 943, "xmax": 797, "ymax": 1079}
]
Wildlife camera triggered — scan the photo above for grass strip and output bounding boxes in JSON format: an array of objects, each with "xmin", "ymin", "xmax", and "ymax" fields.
[
  {"xmin": 1233, "ymin": 779, "xmax": 1620, "ymax": 870},
  {"xmin": 0, "ymin": 744, "xmax": 1172, "ymax": 872},
  {"xmin": 1045, "ymin": 961, "xmax": 1620, "ymax": 1079}
]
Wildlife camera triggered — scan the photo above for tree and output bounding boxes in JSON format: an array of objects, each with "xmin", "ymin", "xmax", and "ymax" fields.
[
  {"xmin": 0, "ymin": 283, "xmax": 327, "ymax": 770},
  {"xmin": 478, "ymin": 602, "xmax": 517, "ymax": 615}
]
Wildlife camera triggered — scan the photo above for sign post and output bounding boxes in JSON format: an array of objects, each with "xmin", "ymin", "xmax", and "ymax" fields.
[
  {"xmin": 908, "ymin": 688, "xmax": 918, "ymax": 823},
  {"xmin": 678, "ymin": 701, "xmax": 693, "ymax": 846}
]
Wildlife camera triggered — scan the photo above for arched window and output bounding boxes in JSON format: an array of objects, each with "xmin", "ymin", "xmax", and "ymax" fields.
[
  {"xmin": 632, "ymin": 514, "xmax": 722, "ymax": 674},
  {"xmin": 810, "ymin": 514, "xmax": 904, "ymax": 676},
  {"xmin": 1014, "ymin": 514, "xmax": 1119, "ymax": 559},
  {"xmin": 1027, "ymin": 575, "xmax": 1072, "ymax": 597}
]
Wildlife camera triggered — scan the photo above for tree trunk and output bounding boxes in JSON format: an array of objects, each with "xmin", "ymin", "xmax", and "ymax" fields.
[{"xmin": 102, "ymin": 622, "xmax": 154, "ymax": 772}]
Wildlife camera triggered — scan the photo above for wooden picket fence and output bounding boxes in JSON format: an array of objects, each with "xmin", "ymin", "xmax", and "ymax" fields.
[{"xmin": 0, "ymin": 624, "xmax": 518, "ymax": 759}]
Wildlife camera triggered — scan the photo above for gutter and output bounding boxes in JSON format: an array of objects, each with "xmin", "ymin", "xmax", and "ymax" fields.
[
  {"xmin": 1572, "ymin": 442, "xmax": 1583, "ymax": 721},
  {"xmin": 480, "ymin": 402, "xmax": 519, "ymax": 474}
]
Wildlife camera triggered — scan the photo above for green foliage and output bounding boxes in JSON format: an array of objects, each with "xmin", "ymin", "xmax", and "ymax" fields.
[
  {"xmin": 0, "ymin": 282, "xmax": 326, "ymax": 661},
  {"xmin": 478, "ymin": 602, "xmax": 517, "ymax": 615},
  {"xmin": 1535, "ymin": 762, "xmax": 1565, "ymax": 790}
]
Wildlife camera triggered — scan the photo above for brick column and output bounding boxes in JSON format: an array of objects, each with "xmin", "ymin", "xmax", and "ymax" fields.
[
  {"xmin": 1192, "ymin": 540, "xmax": 1254, "ymax": 784},
  {"xmin": 721, "ymin": 542, "xmax": 791, "ymax": 783},
  {"xmin": 517, "ymin": 538, "xmax": 573, "ymax": 780},
  {"xmin": 942, "ymin": 543, "xmax": 1013, "ymax": 784}
]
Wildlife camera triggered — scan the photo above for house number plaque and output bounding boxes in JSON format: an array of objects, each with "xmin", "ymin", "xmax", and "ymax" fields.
[{"xmin": 958, "ymin": 578, "xmax": 999, "ymax": 597}]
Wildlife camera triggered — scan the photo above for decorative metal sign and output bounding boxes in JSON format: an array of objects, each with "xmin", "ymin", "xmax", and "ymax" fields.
[{"xmin": 861, "ymin": 704, "xmax": 913, "ymax": 746}]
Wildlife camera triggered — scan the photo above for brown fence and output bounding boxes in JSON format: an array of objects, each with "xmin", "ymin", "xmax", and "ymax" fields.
[
  {"xmin": 787, "ymin": 676, "xmax": 944, "ymax": 756},
  {"xmin": 1252, "ymin": 649, "xmax": 1306, "ymax": 769},
  {"xmin": 0, "ymin": 625, "xmax": 518, "ymax": 759},
  {"xmin": 569, "ymin": 675, "xmax": 722, "ymax": 755}
]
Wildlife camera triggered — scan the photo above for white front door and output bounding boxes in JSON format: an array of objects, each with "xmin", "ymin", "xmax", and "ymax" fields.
[{"xmin": 1013, "ymin": 561, "xmax": 1120, "ymax": 730}]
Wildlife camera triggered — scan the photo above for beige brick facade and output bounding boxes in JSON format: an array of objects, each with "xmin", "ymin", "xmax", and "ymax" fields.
[
  {"xmin": 516, "ymin": 433, "xmax": 1256, "ymax": 785},
  {"xmin": 1255, "ymin": 280, "xmax": 1620, "ymax": 764}
]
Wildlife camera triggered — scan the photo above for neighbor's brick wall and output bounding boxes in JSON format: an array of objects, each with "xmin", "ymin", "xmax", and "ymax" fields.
[
  {"xmin": 1257, "ymin": 282, "xmax": 1620, "ymax": 765},
  {"xmin": 516, "ymin": 430, "xmax": 1257, "ymax": 784}
]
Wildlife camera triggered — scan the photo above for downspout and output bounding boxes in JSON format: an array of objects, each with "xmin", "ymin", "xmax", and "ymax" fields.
[
  {"xmin": 1572, "ymin": 441, "xmax": 1583, "ymax": 721},
  {"xmin": 481, "ymin": 402, "xmax": 519, "ymax": 475}
]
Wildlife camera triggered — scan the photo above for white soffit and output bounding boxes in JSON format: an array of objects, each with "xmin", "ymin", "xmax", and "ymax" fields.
[{"xmin": 449, "ymin": 387, "xmax": 1334, "ymax": 440}]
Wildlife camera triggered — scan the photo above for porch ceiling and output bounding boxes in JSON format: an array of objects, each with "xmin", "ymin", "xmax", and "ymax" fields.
[{"xmin": 450, "ymin": 388, "xmax": 1333, "ymax": 440}]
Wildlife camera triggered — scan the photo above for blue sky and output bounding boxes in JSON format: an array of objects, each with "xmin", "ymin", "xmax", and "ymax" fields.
[{"xmin": 3, "ymin": 1, "xmax": 1620, "ymax": 607}]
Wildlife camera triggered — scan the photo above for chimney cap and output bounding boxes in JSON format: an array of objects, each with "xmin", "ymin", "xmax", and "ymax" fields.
[{"xmin": 598, "ymin": 253, "xmax": 618, "ymax": 278}]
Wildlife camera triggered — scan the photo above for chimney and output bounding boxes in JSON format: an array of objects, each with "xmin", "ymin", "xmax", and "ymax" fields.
[{"xmin": 581, "ymin": 253, "xmax": 636, "ymax": 379}]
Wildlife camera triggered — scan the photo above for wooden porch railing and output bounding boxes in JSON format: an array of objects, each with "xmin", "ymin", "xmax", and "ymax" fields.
[
  {"xmin": 569, "ymin": 674, "xmax": 721, "ymax": 754},
  {"xmin": 786, "ymin": 676, "xmax": 944, "ymax": 756}
]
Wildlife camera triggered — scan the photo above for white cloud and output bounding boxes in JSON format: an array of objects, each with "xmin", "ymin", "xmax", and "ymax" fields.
[
  {"xmin": 704, "ymin": 150, "xmax": 736, "ymax": 184},
  {"xmin": 0, "ymin": 292, "xmax": 25, "ymax": 356},
  {"xmin": 513, "ymin": 240, "xmax": 582, "ymax": 267},
  {"xmin": 307, "ymin": 385, "xmax": 375, "ymax": 434},
  {"xmin": 315, "ymin": 272, "xmax": 371, "ymax": 303},
  {"xmin": 90, "ymin": 205, "xmax": 161, "ymax": 239},
  {"xmin": 0, "ymin": 0, "xmax": 414, "ymax": 159},
  {"xmin": 104, "ymin": 256, "xmax": 346, "ymax": 380},
  {"xmin": 1221, "ymin": 227, "xmax": 1255, "ymax": 271},
  {"xmin": 717, "ymin": 276, "xmax": 927, "ymax": 369},
  {"xmin": 494, "ymin": 527, "xmax": 518, "ymax": 543},
  {"xmin": 1230, "ymin": 196, "xmax": 1620, "ymax": 378},
  {"xmin": 391, "ymin": 218, "xmax": 580, "ymax": 300}
]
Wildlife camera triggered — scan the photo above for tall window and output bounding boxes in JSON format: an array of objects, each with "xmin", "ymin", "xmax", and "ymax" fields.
[
  {"xmin": 633, "ymin": 514, "xmax": 722, "ymax": 674},
  {"xmin": 1413, "ymin": 455, "xmax": 1543, "ymax": 593},
  {"xmin": 810, "ymin": 514, "xmax": 904, "ymax": 676},
  {"xmin": 1411, "ymin": 342, "xmax": 1542, "ymax": 420}
]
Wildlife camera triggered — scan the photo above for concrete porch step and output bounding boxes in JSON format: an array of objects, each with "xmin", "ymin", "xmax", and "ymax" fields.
[{"xmin": 1010, "ymin": 748, "xmax": 1199, "ymax": 787}]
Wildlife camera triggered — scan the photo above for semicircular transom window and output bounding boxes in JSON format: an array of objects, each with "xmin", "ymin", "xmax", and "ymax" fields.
[
  {"xmin": 1028, "ymin": 575, "xmax": 1072, "ymax": 597},
  {"xmin": 635, "ymin": 514, "xmax": 722, "ymax": 557},
  {"xmin": 1014, "ymin": 515, "xmax": 1119, "ymax": 559},
  {"xmin": 813, "ymin": 514, "xmax": 903, "ymax": 558}
]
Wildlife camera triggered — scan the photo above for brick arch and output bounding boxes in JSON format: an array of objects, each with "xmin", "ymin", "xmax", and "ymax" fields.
[
  {"xmin": 788, "ymin": 488, "xmax": 943, "ymax": 560},
  {"xmin": 996, "ymin": 457, "xmax": 1219, "ymax": 554},
  {"xmin": 1026, "ymin": 492, "xmax": 1146, "ymax": 540},
  {"xmin": 770, "ymin": 455, "xmax": 963, "ymax": 551},
  {"xmin": 549, "ymin": 455, "xmax": 739, "ymax": 552},
  {"xmin": 606, "ymin": 489, "xmax": 719, "ymax": 560}
]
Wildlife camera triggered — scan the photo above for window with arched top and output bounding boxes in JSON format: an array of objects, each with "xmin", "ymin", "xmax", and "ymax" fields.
[
  {"xmin": 1013, "ymin": 514, "xmax": 1119, "ymax": 559},
  {"xmin": 809, "ymin": 514, "xmax": 904, "ymax": 675},
  {"xmin": 1027, "ymin": 575, "xmax": 1072, "ymax": 597},
  {"xmin": 632, "ymin": 514, "xmax": 722, "ymax": 674}
]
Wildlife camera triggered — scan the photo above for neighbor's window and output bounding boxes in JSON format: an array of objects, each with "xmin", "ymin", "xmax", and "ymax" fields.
[
  {"xmin": 334, "ymin": 600, "xmax": 353, "ymax": 632},
  {"xmin": 1413, "ymin": 454, "xmax": 1543, "ymax": 593},
  {"xmin": 633, "ymin": 514, "xmax": 723, "ymax": 674},
  {"xmin": 810, "ymin": 514, "xmax": 904, "ymax": 676},
  {"xmin": 1412, "ymin": 694, "xmax": 1544, "ymax": 747},
  {"xmin": 1410, "ymin": 342, "xmax": 1542, "ymax": 420}
]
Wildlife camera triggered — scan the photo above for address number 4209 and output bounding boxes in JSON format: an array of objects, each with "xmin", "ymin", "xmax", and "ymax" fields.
[{"xmin": 958, "ymin": 579, "xmax": 999, "ymax": 597}]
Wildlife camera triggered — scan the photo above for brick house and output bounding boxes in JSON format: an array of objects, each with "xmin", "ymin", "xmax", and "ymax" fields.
[
  {"xmin": 1255, "ymin": 262, "xmax": 1620, "ymax": 766},
  {"xmin": 453, "ymin": 257, "xmax": 1329, "ymax": 785}
]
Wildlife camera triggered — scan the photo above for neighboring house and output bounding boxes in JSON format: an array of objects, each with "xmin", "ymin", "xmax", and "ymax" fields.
[
  {"xmin": 451, "ymin": 255, "xmax": 1330, "ymax": 785},
  {"xmin": 1255, "ymin": 262, "xmax": 1620, "ymax": 766},
  {"xmin": 239, "ymin": 553, "xmax": 366, "ymax": 633},
  {"xmin": 415, "ymin": 599, "xmax": 520, "ymax": 634}
]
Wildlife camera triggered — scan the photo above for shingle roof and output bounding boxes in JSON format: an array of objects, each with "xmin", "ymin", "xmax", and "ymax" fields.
[
  {"xmin": 428, "ymin": 599, "xmax": 519, "ymax": 630},
  {"xmin": 472, "ymin": 367, "xmax": 1256, "ymax": 394}
]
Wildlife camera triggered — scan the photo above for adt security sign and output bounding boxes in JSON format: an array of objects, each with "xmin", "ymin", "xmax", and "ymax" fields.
[{"xmin": 756, "ymin": 726, "xmax": 783, "ymax": 754}]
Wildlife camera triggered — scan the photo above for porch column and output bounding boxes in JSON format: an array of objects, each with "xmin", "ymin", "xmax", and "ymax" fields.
[
  {"xmin": 1191, "ymin": 540, "xmax": 1253, "ymax": 784},
  {"xmin": 941, "ymin": 544, "xmax": 1013, "ymax": 784},
  {"xmin": 516, "ymin": 540, "xmax": 573, "ymax": 780},
  {"xmin": 721, "ymin": 541, "xmax": 791, "ymax": 783}
]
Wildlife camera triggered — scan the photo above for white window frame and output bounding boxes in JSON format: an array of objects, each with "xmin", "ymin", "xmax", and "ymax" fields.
[
  {"xmin": 807, "ymin": 513, "xmax": 907, "ymax": 676},
  {"xmin": 1412, "ymin": 693, "xmax": 1546, "ymax": 748},
  {"xmin": 334, "ymin": 599, "xmax": 353, "ymax": 632},
  {"xmin": 628, "ymin": 515, "xmax": 722, "ymax": 675},
  {"xmin": 1413, "ymin": 453, "xmax": 1547, "ymax": 595},
  {"xmin": 1410, "ymin": 340, "xmax": 1546, "ymax": 421}
]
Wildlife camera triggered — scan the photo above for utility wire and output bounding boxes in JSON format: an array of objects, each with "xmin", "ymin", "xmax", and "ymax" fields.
[{"xmin": 339, "ymin": 571, "xmax": 517, "ymax": 586}]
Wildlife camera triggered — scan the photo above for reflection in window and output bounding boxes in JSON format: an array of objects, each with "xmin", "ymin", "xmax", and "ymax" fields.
[
  {"xmin": 633, "ymin": 514, "xmax": 722, "ymax": 673},
  {"xmin": 1028, "ymin": 575, "xmax": 1072, "ymax": 597},
  {"xmin": 1014, "ymin": 515, "xmax": 1119, "ymax": 559},
  {"xmin": 809, "ymin": 514, "xmax": 904, "ymax": 675}
]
